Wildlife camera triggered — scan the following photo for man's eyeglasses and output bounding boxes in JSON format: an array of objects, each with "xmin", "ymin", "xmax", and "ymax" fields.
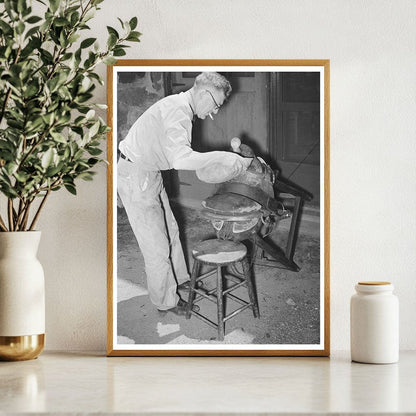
[{"xmin": 205, "ymin": 89, "xmax": 221, "ymax": 110}]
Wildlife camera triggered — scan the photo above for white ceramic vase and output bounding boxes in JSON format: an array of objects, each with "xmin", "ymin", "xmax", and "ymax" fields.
[{"xmin": 0, "ymin": 231, "xmax": 45, "ymax": 361}]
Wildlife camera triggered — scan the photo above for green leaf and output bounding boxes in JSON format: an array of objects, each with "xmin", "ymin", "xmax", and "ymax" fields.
[
  {"xmin": 106, "ymin": 26, "xmax": 119, "ymax": 38},
  {"xmin": 103, "ymin": 56, "xmax": 117, "ymax": 65},
  {"xmin": 80, "ymin": 37, "xmax": 96, "ymax": 49},
  {"xmin": 87, "ymin": 158, "xmax": 100, "ymax": 166},
  {"xmin": 5, "ymin": 162, "xmax": 18, "ymax": 176},
  {"xmin": 71, "ymin": 126, "xmax": 84, "ymax": 136},
  {"xmin": 88, "ymin": 72, "xmax": 103, "ymax": 85},
  {"xmin": 58, "ymin": 85, "xmax": 72, "ymax": 100},
  {"xmin": 88, "ymin": 120, "xmax": 100, "ymax": 138},
  {"xmin": 16, "ymin": 21, "xmax": 25, "ymax": 35},
  {"xmin": 0, "ymin": 20, "xmax": 13, "ymax": 35},
  {"xmin": 23, "ymin": 83, "xmax": 39, "ymax": 98},
  {"xmin": 59, "ymin": 29, "xmax": 67, "ymax": 47},
  {"xmin": 48, "ymin": 76, "xmax": 60, "ymax": 92},
  {"xmin": 21, "ymin": 37, "xmax": 41, "ymax": 56},
  {"xmin": 7, "ymin": 119, "xmax": 24, "ymax": 129},
  {"xmin": 45, "ymin": 165, "xmax": 62, "ymax": 177},
  {"xmin": 24, "ymin": 25, "xmax": 40, "ymax": 39},
  {"xmin": 50, "ymin": 131, "xmax": 67, "ymax": 143},
  {"xmin": 17, "ymin": 0, "xmax": 26, "ymax": 13},
  {"xmin": 54, "ymin": 17, "xmax": 69, "ymax": 27},
  {"xmin": 0, "ymin": 183, "xmax": 18, "ymax": 198},
  {"xmin": 26, "ymin": 15, "xmax": 42, "ymax": 24},
  {"xmin": 76, "ymin": 160, "xmax": 90, "ymax": 169},
  {"xmin": 49, "ymin": 0, "xmax": 60, "ymax": 13},
  {"xmin": 107, "ymin": 33, "xmax": 117, "ymax": 49},
  {"xmin": 117, "ymin": 17, "xmax": 125, "ymax": 29},
  {"xmin": 22, "ymin": 5, "xmax": 32, "ymax": 17},
  {"xmin": 41, "ymin": 148, "xmax": 54, "ymax": 169},
  {"xmin": 70, "ymin": 11, "xmax": 80, "ymax": 26},
  {"xmin": 83, "ymin": 9, "xmax": 95, "ymax": 23},
  {"xmin": 113, "ymin": 47, "xmax": 126, "ymax": 57},
  {"xmin": 14, "ymin": 171, "xmax": 28, "ymax": 183},
  {"xmin": 74, "ymin": 148, "xmax": 84, "ymax": 159},
  {"xmin": 63, "ymin": 147, "xmax": 70, "ymax": 159},
  {"xmin": 61, "ymin": 52, "xmax": 73, "ymax": 61},
  {"xmin": 0, "ymin": 140, "xmax": 14, "ymax": 152},
  {"xmin": 42, "ymin": 112, "xmax": 55, "ymax": 125},
  {"xmin": 129, "ymin": 17, "xmax": 138, "ymax": 30},
  {"xmin": 25, "ymin": 117, "xmax": 44, "ymax": 133},
  {"xmin": 64, "ymin": 183, "xmax": 77, "ymax": 195},
  {"xmin": 75, "ymin": 93, "xmax": 93, "ymax": 104},
  {"xmin": 126, "ymin": 31, "xmax": 141, "ymax": 42},
  {"xmin": 40, "ymin": 49, "xmax": 54, "ymax": 64},
  {"xmin": 87, "ymin": 147, "xmax": 102, "ymax": 156},
  {"xmin": 4, "ymin": 1, "xmax": 16, "ymax": 19},
  {"xmin": 68, "ymin": 33, "xmax": 80, "ymax": 44},
  {"xmin": 78, "ymin": 171, "xmax": 95, "ymax": 181},
  {"xmin": 85, "ymin": 109, "xmax": 95, "ymax": 120}
]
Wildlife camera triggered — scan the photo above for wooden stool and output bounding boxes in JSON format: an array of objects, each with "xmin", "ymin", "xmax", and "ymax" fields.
[{"xmin": 186, "ymin": 239, "xmax": 259, "ymax": 340}]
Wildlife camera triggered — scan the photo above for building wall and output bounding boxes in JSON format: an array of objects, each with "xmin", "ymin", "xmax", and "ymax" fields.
[
  {"xmin": 33, "ymin": 0, "xmax": 416, "ymax": 351},
  {"xmin": 117, "ymin": 72, "xmax": 165, "ymax": 146}
]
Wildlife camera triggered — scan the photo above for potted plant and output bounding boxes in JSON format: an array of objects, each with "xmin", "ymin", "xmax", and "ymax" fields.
[{"xmin": 0, "ymin": 0, "xmax": 140, "ymax": 360}]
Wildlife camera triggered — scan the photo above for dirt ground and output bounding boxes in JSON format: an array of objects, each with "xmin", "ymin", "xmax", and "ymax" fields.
[{"xmin": 116, "ymin": 201, "xmax": 321, "ymax": 346}]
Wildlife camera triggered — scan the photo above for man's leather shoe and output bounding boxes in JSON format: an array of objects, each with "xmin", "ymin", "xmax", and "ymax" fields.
[{"xmin": 158, "ymin": 299, "xmax": 200, "ymax": 317}]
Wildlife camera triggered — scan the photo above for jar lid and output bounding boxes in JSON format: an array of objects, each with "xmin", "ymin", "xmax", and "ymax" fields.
[
  {"xmin": 355, "ymin": 281, "xmax": 394, "ymax": 293},
  {"xmin": 358, "ymin": 281, "xmax": 391, "ymax": 285}
]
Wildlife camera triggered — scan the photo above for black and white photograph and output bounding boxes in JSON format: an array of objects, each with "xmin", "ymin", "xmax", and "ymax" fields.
[{"xmin": 107, "ymin": 61, "xmax": 329, "ymax": 355}]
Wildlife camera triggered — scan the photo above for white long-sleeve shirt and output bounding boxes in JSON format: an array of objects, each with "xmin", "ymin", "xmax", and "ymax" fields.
[{"xmin": 118, "ymin": 90, "xmax": 245, "ymax": 175}]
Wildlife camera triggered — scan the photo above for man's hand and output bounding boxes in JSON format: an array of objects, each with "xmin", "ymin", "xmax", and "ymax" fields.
[
  {"xmin": 196, "ymin": 153, "xmax": 253, "ymax": 183},
  {"xmin": 233, "ymin": 156, "xmax": 253, "ymax": 176}
]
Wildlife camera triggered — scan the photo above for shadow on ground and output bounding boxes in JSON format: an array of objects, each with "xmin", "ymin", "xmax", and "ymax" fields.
[{"xmin": 116, "ymin": 201, "xmax": 320, "ymax": 346}]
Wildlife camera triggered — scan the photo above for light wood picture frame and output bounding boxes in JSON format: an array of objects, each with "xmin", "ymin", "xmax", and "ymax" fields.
[{"xmin": 107, "ymin": 60, "xmax": 330, "ymax": 356}]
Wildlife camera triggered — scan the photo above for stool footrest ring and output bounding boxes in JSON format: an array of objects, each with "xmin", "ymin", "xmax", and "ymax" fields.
[
  {"xmin": 224, "ymin": 303, "xmax": 253, "ymax": 322},
  {"xmin": 193, "ymin": 289, "xmax": 218, "ymax": 304},
  {"xmin": 226, "ymin": 292, "xmax": 251, "ymax": 307},
  {"xmin": 223, "ymin": 280, "xmax": 247, "ymax": 295},
  {"xmin": 190, "ymin": 310, "xmax": 220, "ymax": 329},
  {"xmin": 196, "ymin": 269, "xmax": 217, "ymax": 281}
]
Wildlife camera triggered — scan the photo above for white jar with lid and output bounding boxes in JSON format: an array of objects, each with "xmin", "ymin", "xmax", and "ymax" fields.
[{"xmin": 350, "ymin": 281, "xmax": 399, "ymax": 364}]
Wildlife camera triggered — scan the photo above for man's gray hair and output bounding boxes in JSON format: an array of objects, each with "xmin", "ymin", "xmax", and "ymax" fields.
[{"xmin": 194, "ymin": 72, "xmax": 232, "ymax": 98}]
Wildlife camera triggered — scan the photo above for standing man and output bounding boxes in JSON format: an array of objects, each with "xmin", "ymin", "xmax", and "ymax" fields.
[{"xmin": 118, "ymin": 72, "xmax": 251, "ymax": 316}]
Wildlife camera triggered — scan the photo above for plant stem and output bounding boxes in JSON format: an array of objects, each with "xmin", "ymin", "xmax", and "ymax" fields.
[
  {"xmin": 20, "ymin": 200, "xmax": 33, "ymax": 231},
  {"xmin": 15, "ymin": 199, "xmax": 28, "ymax": 231},
  {"xmin": 7, "ymin": 199, "xmax": 14, "ymax": 231},
  {"xmin": 0, "ymin": 214, "xmax": 8, "ymax": 232},
  {"xmin": 14, "ymin": 199, "xmax": 23, "ymax": 230},
  {"xmin": 29, "ymin": 189, "xmax": 50, "ymax": 231}
]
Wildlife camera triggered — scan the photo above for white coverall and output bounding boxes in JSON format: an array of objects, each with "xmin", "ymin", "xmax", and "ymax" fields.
[{"xmin": 118, "ymin": 90, "xmax": 245, "ymax": 310}]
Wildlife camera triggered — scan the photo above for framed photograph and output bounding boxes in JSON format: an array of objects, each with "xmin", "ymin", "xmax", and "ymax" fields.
[{"xmin": 107, "ymin": 60, "xmax": 330, "ymax": 356}]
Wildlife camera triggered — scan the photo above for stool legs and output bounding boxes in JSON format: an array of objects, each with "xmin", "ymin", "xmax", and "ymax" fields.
[
  {"xmin": 216, "ymin": 266, "xmax": 225, "ymax": 341},
  {"xmin": 186, "ymin": 256, "xmax": 259, "ymax": 340},
  {"xmin": 242, "ymin": 258, "xmax": 260, "ymax": 318},
  {"xmin": 186, "ymin": 260, "xmax": 200, "ymax": 319}
]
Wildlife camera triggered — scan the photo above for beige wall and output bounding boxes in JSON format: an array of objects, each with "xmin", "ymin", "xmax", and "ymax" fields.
[{"xmin": 35, "ymin": 0, "xmax": 416, "ymax": 351}]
